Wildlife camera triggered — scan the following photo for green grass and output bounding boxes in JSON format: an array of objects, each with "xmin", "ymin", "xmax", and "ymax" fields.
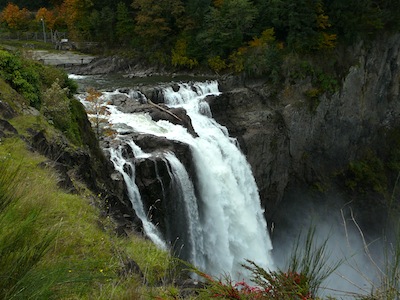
[
  {"xmin": 0, "ymin": 137, "xmax": 177, "ymax": 299},
  {"xmin": 0, "ymin": 77, "xmax": 29, "ymax": 112}
]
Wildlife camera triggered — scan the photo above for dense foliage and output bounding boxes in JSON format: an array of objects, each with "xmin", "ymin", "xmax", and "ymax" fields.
[
  {"xmin": 0, "ymin": 49, "xmax": 82, "ymax": 140},
  {"xmin": 1, "ymin": 0, "xmax": 399, "ymax": 73}
]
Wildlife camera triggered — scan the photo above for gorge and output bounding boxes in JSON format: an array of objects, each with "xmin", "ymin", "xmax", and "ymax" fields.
[{"xmin": 65, "ymin": 32, "xmax": 400, "ymax": 297}]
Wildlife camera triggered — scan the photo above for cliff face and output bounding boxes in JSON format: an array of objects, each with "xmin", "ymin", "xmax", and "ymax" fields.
[
  {"xmin": 209, "ymin": 34, "xmax": 400, "ymax": 220},
  {"xmin": 27, "ymin": 33, "xmax": 399, "ymax": 241}
]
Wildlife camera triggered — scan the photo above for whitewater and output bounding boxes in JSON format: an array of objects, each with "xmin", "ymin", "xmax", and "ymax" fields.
[{"xmin": 82, "ymin": 80, "xmax": 274, "ymax": 280}]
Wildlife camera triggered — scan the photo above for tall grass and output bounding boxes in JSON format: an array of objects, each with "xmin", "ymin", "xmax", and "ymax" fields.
[
  {"xmin": 177, "ymin": 226, "xmax": 342, "ymax": 300},
  {"xmin": 286, "ymin": 226, "xmax": 342, "ymax": 296},
  {"xmin": 0, "ymin": 137, "xmax": 181, "ymax": 299},
  {"xmin": 355, "ymin": 226, "xmax": 400, "ymax": 300},
  {"xmin": 379, "ymin": 232, "xmax": 400, "ymax": 299},
  {"xmin": 0, "ymin": 157, "xmax": 56, "ymax": 299}
]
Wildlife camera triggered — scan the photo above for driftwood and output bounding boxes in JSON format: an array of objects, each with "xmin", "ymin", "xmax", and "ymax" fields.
[{"xmin": 147, "ymin": 99, "xmax": 183, "ymax": 122}]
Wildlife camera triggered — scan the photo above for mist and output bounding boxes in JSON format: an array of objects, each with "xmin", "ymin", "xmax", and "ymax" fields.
[{"xmin": 269, "ymin": 185, "xmax": 396, "ymax": 299}]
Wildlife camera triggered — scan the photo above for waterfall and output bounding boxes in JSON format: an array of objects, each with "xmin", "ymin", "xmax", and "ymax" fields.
[
  {"xmin": 163, "ymin": 152, "xmax": 206, "ymax": 271},
  {"xmin": 101, "ymin": 81, "xmax": 274, "ymax": 279},
  {"xmin": 108, "ymin": 143, "xmax": 167, "ymax": 250}
]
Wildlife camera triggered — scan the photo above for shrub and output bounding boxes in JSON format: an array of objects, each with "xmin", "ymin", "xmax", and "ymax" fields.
[
  {"xmin": 171, "ymin": 38, "xmax": 199, "ymax": 69},
  {"xmin": 194, "ymin": 269, "xmax": 313, "ymax": 299},
  {"xmin": 85, "ymin": 87, "xmax": 109, "ymax": 138},
  {"xmin": 283, "ymin": 226, "xmax": 341, "ymax": 297},
  {"xmin": 172, "ymin": 226, "xmax": 340, "ymax": 300},
  {"xmin": 345, "ymin": 150, "xmax": 387, "ymax": 195},
  {"xmin": 0, "ymin": 50, "xmax": 41, "ymax": 108},
  {"xmin": 208, "ymin": 56, "xmax": 227, "ymax": 73},
  {"xmin": 41, "ymin": 79, "xmax": 71, "ymax": 131},
  {"xmin": 38, "ymin": 64, "xmax": 78, "ymax": 97}
]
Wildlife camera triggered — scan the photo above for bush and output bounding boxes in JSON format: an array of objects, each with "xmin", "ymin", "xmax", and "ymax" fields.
[
  {"xmin": 171, "ymin": 38, "xmax": 199, "ymax": 69},
  {"xmin": 41, "ymin": 79, "xmax": 71, "ymax": 131},
  {"xmin": 0, "ymin": 50, "xmax": 41, "ymax": 108},
  {"xmin": 345, "ymin": 150, "xmax": 387, "ymax": 195},
  {"xmin": 193, "ymin": 269, "xmax": 313, "ymax": 299},
  {"xmin": 37, "ymin": 64, "xmax": 78, "ymax": 97},
  {"xmin": 208, "ymin": 56, "xmax": 227, "ymax": 73}
]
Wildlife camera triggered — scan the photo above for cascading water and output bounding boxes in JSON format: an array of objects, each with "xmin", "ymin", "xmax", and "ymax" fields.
[
  {"xmin": 108, "ymin": 141, "xmax": 168, "ymax": 250},
  {"xmin": 85, "ymin": 80, "xmax": 274, "ymax": 279}
]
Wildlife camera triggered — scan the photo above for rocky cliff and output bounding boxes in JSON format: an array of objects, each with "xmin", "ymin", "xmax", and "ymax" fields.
[
  {"xmin": 209, "ymin": 33, "xmax": 400, "ymax": 225},
  {"xmin": 60, "ymin": 33, "xmax": 400, "ymax": 243},
  {"xmin": 0, "ymin": 97, "xmax": 140, "ymax": 235}
]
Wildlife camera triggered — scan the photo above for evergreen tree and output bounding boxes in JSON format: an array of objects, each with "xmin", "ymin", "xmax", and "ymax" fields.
[
  {"xmin": 131, "ymin": 0, "xmax": 185, "ymax": 50},
  {"xmin": 265, "ymin": 0, "xmax": 332, "ymax": 51},
  {"xmin": 116, "ymin": 2, "xmax": 134, "ymax": 45},
  {"xmin": 197, "ymin": 0, "xmax": 257, "ymax": 57},
  {"xmin": 325, "ymin": 0, "xmax": 384, "ymax": 43}
]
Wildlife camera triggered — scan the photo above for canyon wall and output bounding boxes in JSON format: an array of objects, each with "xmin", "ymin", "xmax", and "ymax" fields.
[{"xmin": 209, "ymin": 34, "xmax": 400, "ymax": 222}]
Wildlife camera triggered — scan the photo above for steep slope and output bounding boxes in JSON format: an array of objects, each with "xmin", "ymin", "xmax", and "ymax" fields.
[{"xmin": 209, "ymin": 33, "xmax": 400, "ymax": 226}]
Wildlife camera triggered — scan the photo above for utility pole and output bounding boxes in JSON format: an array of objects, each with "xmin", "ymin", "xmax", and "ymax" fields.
[{"xmin": 41, "ymin": 18, "xmax": 46, "ymax": 43}]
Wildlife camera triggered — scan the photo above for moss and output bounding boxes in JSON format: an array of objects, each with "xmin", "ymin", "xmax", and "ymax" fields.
[{"xmin": 69, "ymin": 98, "xmax": 103, "ymax": 151}]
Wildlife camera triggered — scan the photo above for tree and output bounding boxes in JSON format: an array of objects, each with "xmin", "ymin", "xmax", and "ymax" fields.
[
  {"xmin": 41, "ymin": 79, "xmax": 71, "ymax": 131},
  {"xmin": 131, "ymin": 0, "xmax": 185, "ymax": 50},
  {"xmin": 171, "ymin": 37, "xmax": 198, "ymax": 69},
  {"xmin": 116, "ymin": 2, "xmax": 134, "ymax": 45},
  {"xmin": 325, "ymin": 0, "xmax": 384, "ymax": 43},
  {"xmin": 0, "ymin": 3, "xmax": 30, "ymax": 31},
  {"xmin": 61, "ymin": 0, "xmax": 94, "ymax": 40},
  {"xmin": 262, "ymin": 0, "xmax": 335, "ymax": 51},
  {"xmin": 196, "ymin": 0, "xmax": 257, "ymax": 57},
  {"xmin": 185, "ymin": 0, "xmax": 211, "ymax": 29},
  {"xmin": 0, "ymin": 0, "xmax": 50, "ymax": 10},
  {"xmin": 35, "ymin": 7, "xmax": 56, "ymax": 30},
  {"xmin": 88, "ymin": 7, "xmax": 116, "ymax": 44},
  {"xmin": 85, "ymin": 87, "xmax": 108, "ymax": 138}
]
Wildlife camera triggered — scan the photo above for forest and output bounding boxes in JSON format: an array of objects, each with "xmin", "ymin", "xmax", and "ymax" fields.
[{"xmin": 1, "ymin": 0, "xmax": 400, "ymax": 75}]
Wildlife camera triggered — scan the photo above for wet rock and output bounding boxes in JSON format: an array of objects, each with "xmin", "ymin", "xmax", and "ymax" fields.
[{"xmin": 149, "ymin": 106, "xmax": 198, "ymax": 137}]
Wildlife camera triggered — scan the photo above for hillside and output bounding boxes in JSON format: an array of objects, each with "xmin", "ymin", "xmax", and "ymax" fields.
[{"xmin": 0, "ymin": 48, "xmax": 186, "ymax": 299}]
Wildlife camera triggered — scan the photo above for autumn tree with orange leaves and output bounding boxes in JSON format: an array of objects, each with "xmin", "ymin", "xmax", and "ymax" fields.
[
  {"xmin": 60, "ymin": 0, "xmax": 93, "ymax": 40},
  {"xmin": 0, "ymin": 3, "xmax": 30, "ymax": 31},
  {"xmin": 35, "ymin": 7, "xmax": 56, "ymax": 30}
]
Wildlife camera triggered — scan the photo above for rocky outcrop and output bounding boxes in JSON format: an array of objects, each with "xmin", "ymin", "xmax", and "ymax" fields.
[
  {"xmin": 107, "ymin": 89, "xmax": 198, "ymax": 137},
  {"xmin": 28, "ymin": 101, "xmax": 142, "ymax": 233},
  {"xmin": 106, "ymin": 132, "xmax": 197, "ymax": 258},
  {"xmin": 209, "ymin": 33, "xmax": 400, "ymax": 220}
]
